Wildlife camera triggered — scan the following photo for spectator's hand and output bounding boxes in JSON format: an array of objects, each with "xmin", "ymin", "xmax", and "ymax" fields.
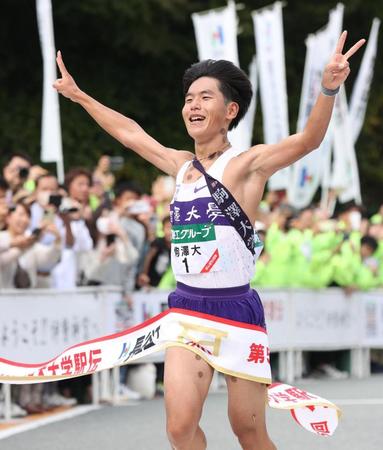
[
  {"xmin": 11, "ymin": 234, "xmax": 37, "ymax": 250},
  {"xmin": 53, "ymin": 51, "xmax": 81, "ymax": 102},
  {"xmin": 108, "ymin": 221, "xmax": 126, "ymax": 240},
  {"xmin": 137, "ymin": 273, "xmax": 150, "ymax": 287},
  {"xmin": 322, "ymin": 31, "xmax": 365, "ymax": 91},
  {"xmin": 0, "ymin": 200, "xmax": 8, "ymax": 221},
  {"xmin": 100, "ymin": 242, "xmax": 116, "ymax": 261},
  {"xmin": 41, "ymin": 221, "xmax": 61, "ymax": 243}
]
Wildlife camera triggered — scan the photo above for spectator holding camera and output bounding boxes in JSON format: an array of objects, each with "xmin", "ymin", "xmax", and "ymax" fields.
[
  {"xmin": 2, "ymin": 152, "xmax": 32, "ymax": 204},
  {"xmin": 0, "ymin": 203, "xmax": 61, "ymax": 289},
  {"xmin": 28, "ymin": 173, "xmax": 75, "ymax": 287},
  {"xmin": 56, "ymin": 168, "xmax": 94, "ymax": 286}
]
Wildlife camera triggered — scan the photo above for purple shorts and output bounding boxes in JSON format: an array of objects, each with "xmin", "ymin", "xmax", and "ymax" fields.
[{"xmin": 168, "ymin": 282, "xmax": 266, "ymax": 329}]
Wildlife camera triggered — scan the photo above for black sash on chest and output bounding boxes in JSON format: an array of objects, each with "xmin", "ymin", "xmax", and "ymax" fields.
[{"xmin": 192, "ymin": 158, "xmax": 258, "ymax": 256}]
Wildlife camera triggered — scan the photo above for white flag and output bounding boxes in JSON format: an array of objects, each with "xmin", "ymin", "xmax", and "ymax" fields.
[
  {"xmin": 229, "ymin": 56, "xmax": 258, "ymax": 151},
  {"xmin": 192, "ymin": 0, "xmax": 239, "ymax": 65},
  {"xmin": 349, "ymin": 18, "xmax": 380, "ymax": 144},
  {"xmin": 36, "ymin": 0, "xmax": 64, "ymax": 181},
  {"xmin": 288, "ymin": 4, "xmax": 343, "ymax": 209},
  {"xmin": 331, "ymin": 87, "xmax": 362, "ymax": 204},
  {"xmin": 252, "ymin": 2, "xmax": 290, "ymax": 190},
  {"xmin": 192, "ymin": 1, "xmax": 256, "ymax": 151}
]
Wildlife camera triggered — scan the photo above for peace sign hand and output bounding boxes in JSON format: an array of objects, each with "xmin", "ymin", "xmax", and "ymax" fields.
[
  {"xmin": 322, "ymin": 31, "xmax": 366, "ymax": 91},
  {"xmin": 53, "ymin": 51, "xmax": 80, "ymax": 102}
]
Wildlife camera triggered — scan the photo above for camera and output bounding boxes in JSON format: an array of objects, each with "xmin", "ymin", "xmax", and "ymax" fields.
[
  {"xmin": 48, "ymin": 194, "xmax": 63, "ymax": 209},
  {"xmin": 106, "ymin": 233, "xmax": 117, "ymax": 246},
  {"xmin": 19, "ymin": 167, "xmax": 29, "ymax": 179},
  {"xmin": 31, "ymin": 227, "xmax": 42, "ymax": 238}
]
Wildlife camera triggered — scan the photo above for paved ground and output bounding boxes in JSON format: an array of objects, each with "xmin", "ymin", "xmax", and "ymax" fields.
[{"xmin": 1, "ymin": 375, "xmax": 382, "ymax": 449}]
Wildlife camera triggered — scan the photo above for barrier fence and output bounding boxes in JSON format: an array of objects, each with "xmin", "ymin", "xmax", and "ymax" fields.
[{"xmin": 1, "ymin": 286, "xmax": 382, "ymax": 420}]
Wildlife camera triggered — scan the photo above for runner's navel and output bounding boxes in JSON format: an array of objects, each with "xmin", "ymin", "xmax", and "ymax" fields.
[
  {"xmin": 198, "ymin": 371, "xmax": 204, "ymax": 378},
  {"xmin": 195, "ymin": 354, "xmax": 201, "ymax": 360}
]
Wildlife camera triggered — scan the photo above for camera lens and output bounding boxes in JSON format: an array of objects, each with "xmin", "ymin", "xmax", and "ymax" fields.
[{"xmin": 19, "ymin": 167, "xmax": 29, "ymax": 179}]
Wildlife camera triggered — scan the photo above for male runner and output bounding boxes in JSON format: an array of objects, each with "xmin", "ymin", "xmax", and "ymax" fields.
[{"xmin": 54, "ymin": 30, "xmax": 365, "ymax": 450}]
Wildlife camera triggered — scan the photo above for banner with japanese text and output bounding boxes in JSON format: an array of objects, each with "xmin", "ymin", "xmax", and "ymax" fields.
[
  {"xmin": 0, "ymin": 305, "xmax": 340, "ymax": 436},
  {"xmin": 288, "ymin": 4, "xmax": 343, "ymax": 208},
  {"xmin": 252, "ymin": 2, "xmax": 290, "ymax": 190}
]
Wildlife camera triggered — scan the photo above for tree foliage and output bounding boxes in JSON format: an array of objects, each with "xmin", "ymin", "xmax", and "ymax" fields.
[{"xmin": 0, "ymin": 0, "xmax": 381, "ymax": 208}]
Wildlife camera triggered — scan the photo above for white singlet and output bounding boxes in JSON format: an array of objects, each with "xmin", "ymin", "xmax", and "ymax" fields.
[{"xmin": 169, "ymin": 147, "xmax": 258, "ymax": 289}]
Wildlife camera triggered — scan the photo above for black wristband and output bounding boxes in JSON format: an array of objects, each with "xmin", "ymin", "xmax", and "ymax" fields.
[{"xmin": 321, "ymin": 85, "xmax": 340, "ymax": 97}]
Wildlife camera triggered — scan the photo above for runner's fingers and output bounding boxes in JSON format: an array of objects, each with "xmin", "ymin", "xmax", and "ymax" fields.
[
  {"xmin": 56, "ymin": 50, "xmax": 69, "ymax": 77},
  {"xmin": 335, "ymin": 30, "xmax": 347, "ymax": 54},
  {"xmin": 344, "ymin": 39, "xmax": 366, "ymax": 60}
]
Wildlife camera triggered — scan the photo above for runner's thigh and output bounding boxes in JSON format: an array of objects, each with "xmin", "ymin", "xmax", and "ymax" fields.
[{"xmin": 164, "ymin": 347, "xmax": 214, "ymax": 423}]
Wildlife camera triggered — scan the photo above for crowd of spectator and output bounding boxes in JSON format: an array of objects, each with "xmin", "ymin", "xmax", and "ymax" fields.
[{"xmin": 1, "ymin": 150, "xmax": 382, "ymax": 418}]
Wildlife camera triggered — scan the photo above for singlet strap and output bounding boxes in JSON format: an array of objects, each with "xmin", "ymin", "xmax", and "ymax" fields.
[{"xmin": 175, "ymin": 160, "xmax": 192, "ymax": 185}]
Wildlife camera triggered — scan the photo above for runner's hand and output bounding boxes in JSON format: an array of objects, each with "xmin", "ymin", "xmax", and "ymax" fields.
[
  {"xmin": 53, "ymin": 51, "xmax": 80, "ymax": 102},
  {"xmin": 322, "ymin": 31, "xmax": 365, "ymax": 90}
]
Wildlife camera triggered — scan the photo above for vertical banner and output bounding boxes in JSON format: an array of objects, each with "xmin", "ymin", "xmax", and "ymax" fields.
[
  {"xmin": 252, "ymin": 2, "xmax": 290, "ymax": 190},
  {"xmin": 349, "ymin": 18, "xmax": 380, "ymax": 144},
  {"xmin": 331, "ymin": 86, "xmax": 362, "ymax": 204},
  {"xmin": 288, "ymin": 4, "xmax": 343, "ymax": 209},
  {"xmin": 36, "ymin": 0, "xmax": 64, "ymax": 182},
  {"xmin": 231, "ymin": 56, "xmax": 258, "ymax": 151},
  {"xmin": 192, "ymin": 1, "xmax": 256, "ymax": 151},
  {"xmin": 192, "ymin": 0, "xmax": 239, "ymax": 65}
]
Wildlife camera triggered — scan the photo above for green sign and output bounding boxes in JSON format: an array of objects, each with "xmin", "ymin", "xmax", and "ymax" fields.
[{"xmin": 172, "ymin": 223, "xmax": 216, "ymax": 244}]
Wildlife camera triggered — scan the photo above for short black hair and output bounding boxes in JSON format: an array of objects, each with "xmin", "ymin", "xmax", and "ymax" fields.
[
  {"xmin": 361, "ymin": 235, "xmax": 378, "ymax": 253},
  {"xmin": 35, "ymin": 173, "xmax": 57, "ymax": 188},
  {"xmin": 3, "ymin": 151, "xmax": 33, "ymax": 167},
  {"xmin": 183, "ymin": 59, "xmax": 252, "ymax": 130},
  {"xmin": 114, "ymin": 181, "xmax": 143, "ymax": 199},
  {"xmin": 64, "ymin": 168, "xmax": 92, "ymax": 191}
]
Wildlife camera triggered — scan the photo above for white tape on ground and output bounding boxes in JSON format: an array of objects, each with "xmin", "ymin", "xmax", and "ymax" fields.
[{"xmin": 0, "ymin": 405, "xmax": 100, "ymax": 440}]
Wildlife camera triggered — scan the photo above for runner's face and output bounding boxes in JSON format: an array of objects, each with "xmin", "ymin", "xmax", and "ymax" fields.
[{"xmin": 182, "ymin": 77, "xmax": 235, "ymax": 140}]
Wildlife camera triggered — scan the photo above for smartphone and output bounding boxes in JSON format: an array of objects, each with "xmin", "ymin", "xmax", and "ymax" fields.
[
  {"xmin": 32, "ymin": 228, "xmax": 42, "ymax": 238},
  {"xmin": 106, "ymin": 233, "xmax": 116, "ymax": 246}
]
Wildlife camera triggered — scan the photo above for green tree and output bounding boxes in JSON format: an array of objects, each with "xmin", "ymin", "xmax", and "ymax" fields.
[{"xmin": 0, "ymin": 0, "xmax": 381, "ymax": 207}]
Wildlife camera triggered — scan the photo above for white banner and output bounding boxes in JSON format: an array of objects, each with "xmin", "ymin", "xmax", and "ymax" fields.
[
  {"xmin": 192, "ymin": 0, "xmax": 239, "ymax": 64},
  {"xmin": 331, "ymin": 86, "xmax": 361, "ymax": 204},
  {"xmin": 288, "ymin": 4, "xmax": 344, "ymax": 208},
  {"xmin": 192, "ymin": 1, "xmax": 256, "ymax": 152},
  {"xmin": 0, "ymin": 300, "xmax": 340, "ymax": 436},
  {"xmin": 331, "ymin": 86, "xmax": 362, "ymax": 203},
  {"xmin": 252, "ymin": 2, "xmax": 290, "ymax": 190},
  {"xmin": 349, "ymin": 18, "xmax": 380, "ymax": 144},
  {"xmin": 229, "ymin": 56, "xmax": 258, "ymax": 151},
  {"xmin": 36, "ymin": 0, "xmax": 64, "ymax": 181},
  {"xmin": 0, "ymin": 287, "xmax": 122, "ymax": 362}
]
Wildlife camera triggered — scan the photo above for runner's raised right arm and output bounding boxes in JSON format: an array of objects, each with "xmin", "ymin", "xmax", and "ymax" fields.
[{"xmin": 53, "ymin": 51, "xmax": 192, "ymax": 177}]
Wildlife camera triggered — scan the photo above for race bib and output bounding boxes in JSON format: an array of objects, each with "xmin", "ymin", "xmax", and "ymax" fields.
[{"xmin": 171, "ymin": 223, "xmax": 221, "ymax": 275}]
